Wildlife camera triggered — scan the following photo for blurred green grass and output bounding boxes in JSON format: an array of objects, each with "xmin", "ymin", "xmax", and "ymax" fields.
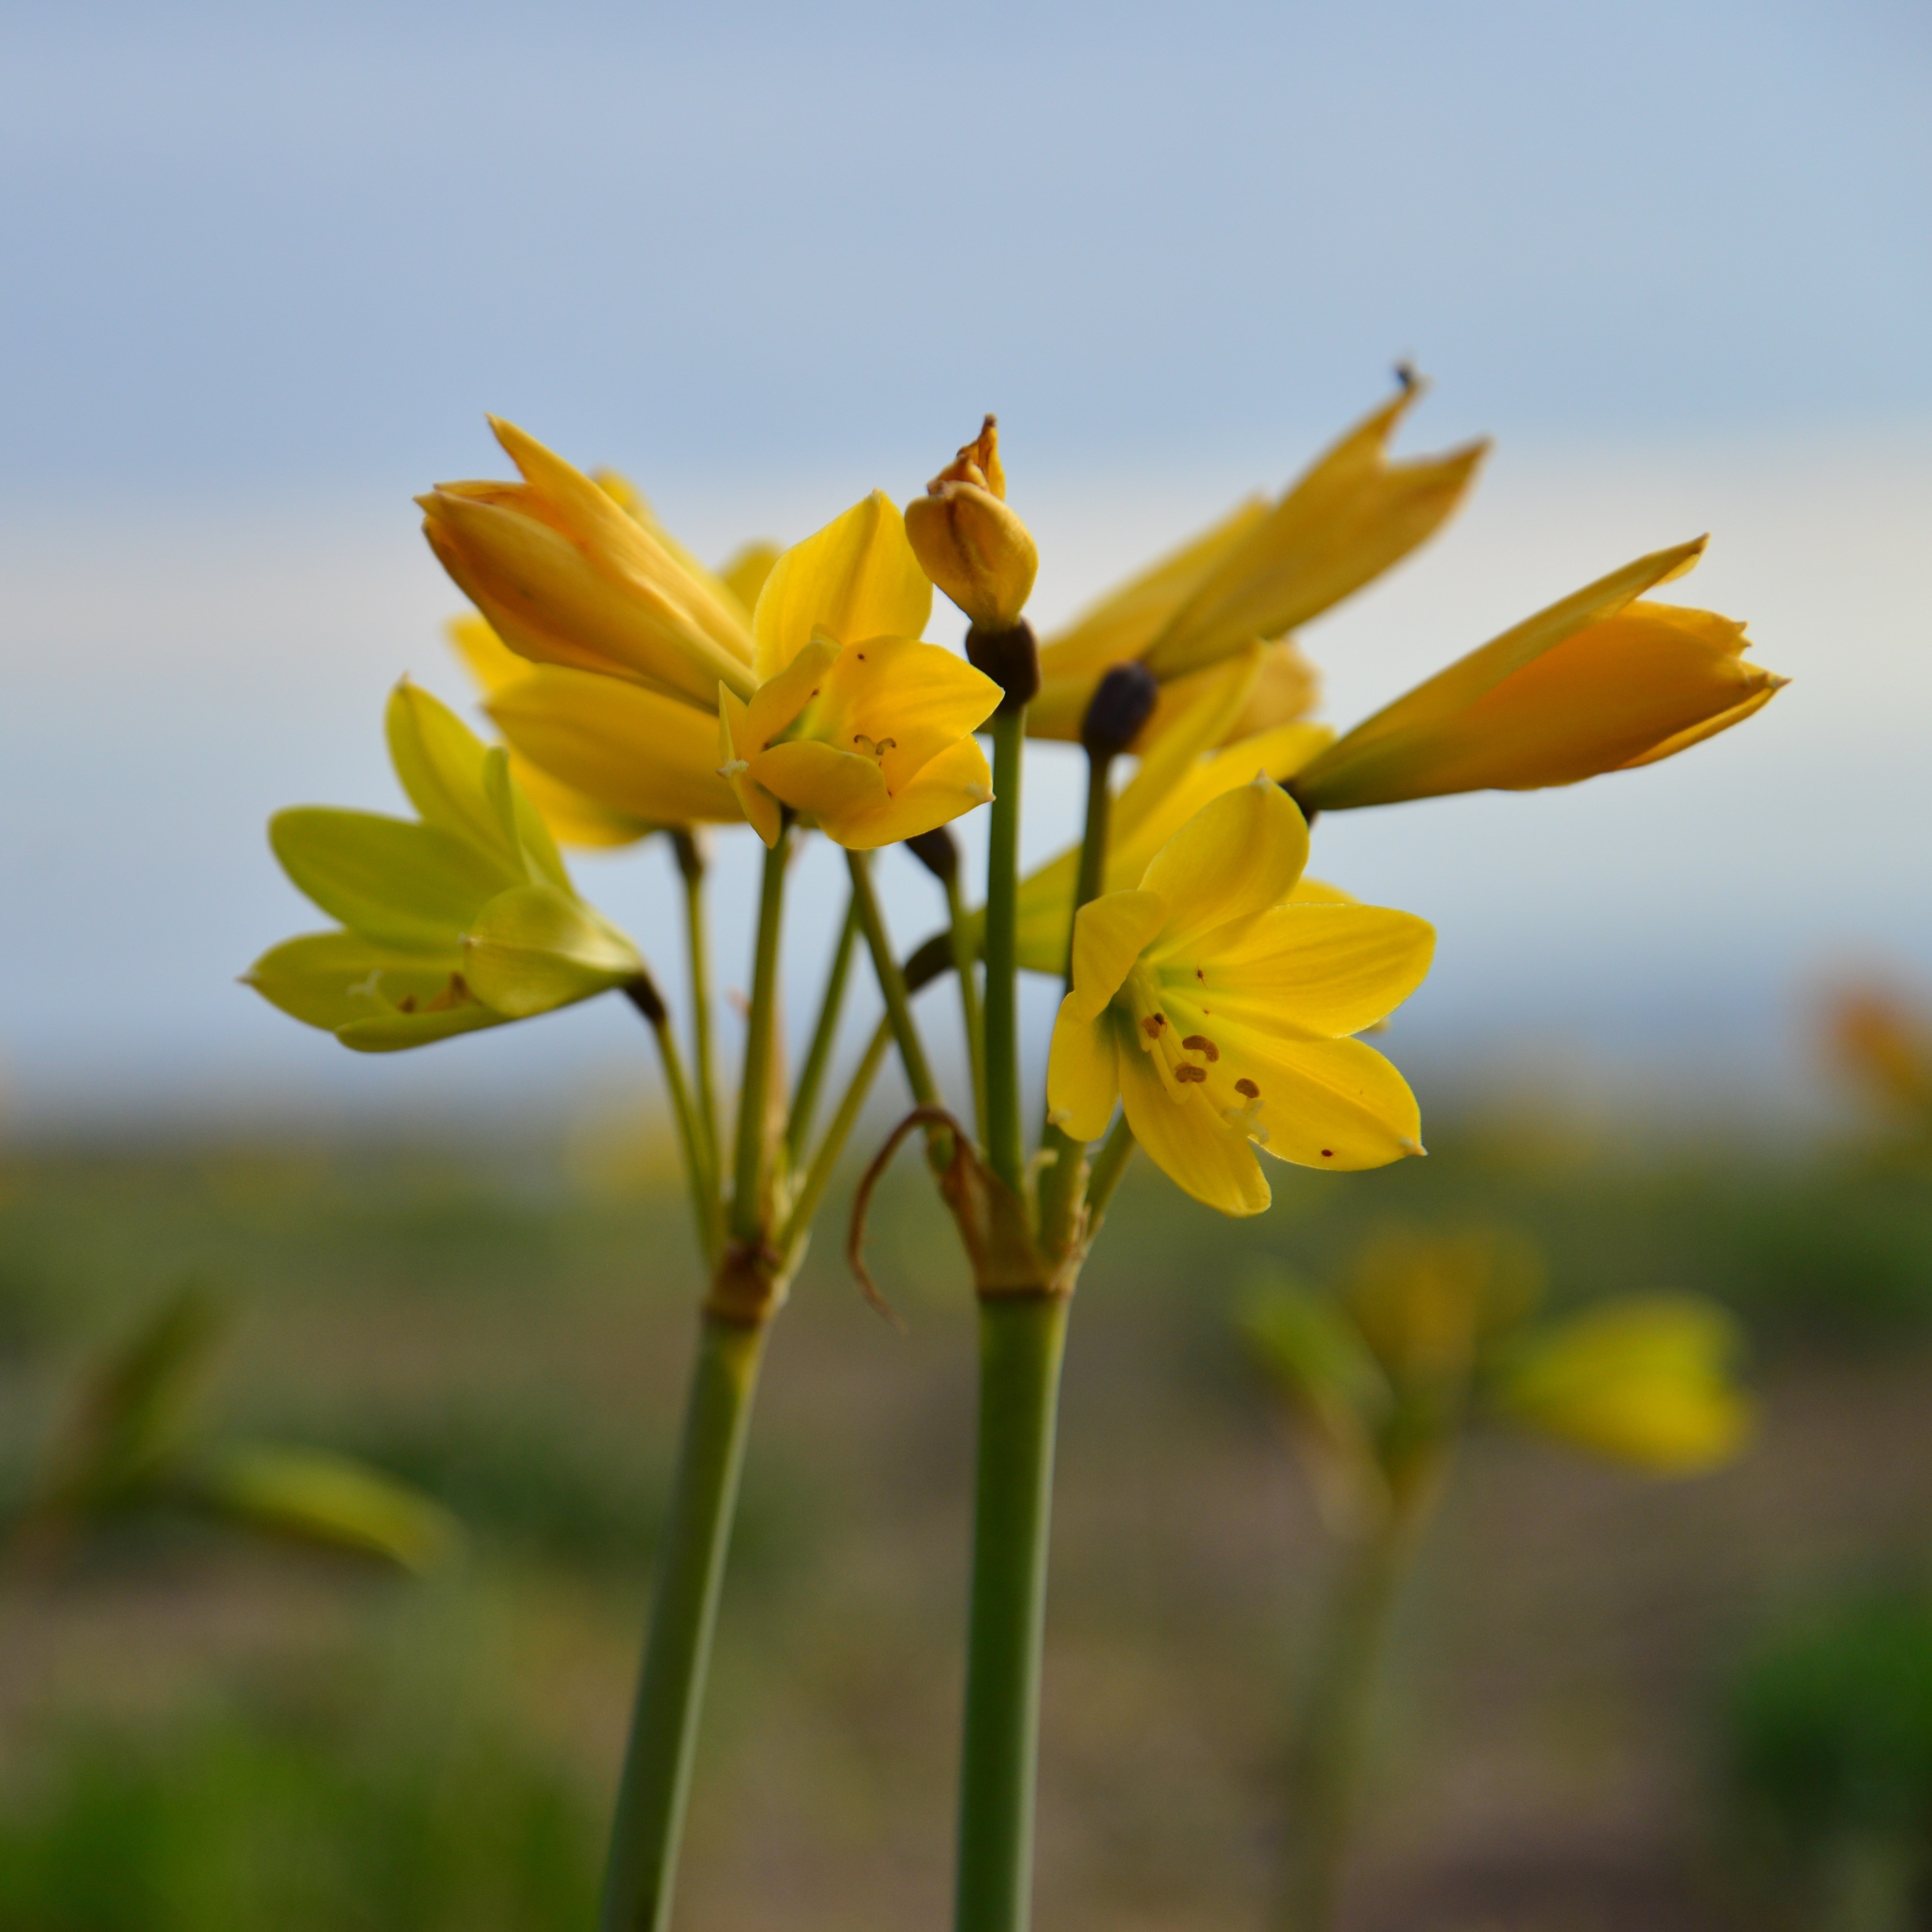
[{"xmin": 3, "ymin": 1119, "xmax": 1932, "ymax": 1931}]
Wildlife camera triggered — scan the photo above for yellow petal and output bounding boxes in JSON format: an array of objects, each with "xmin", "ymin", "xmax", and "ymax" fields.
[
  {"xmin": 1046, "ymin": 1003, "xmax": 1121, "ymax": 1143},
  {"xmin": 1066, "ymin": 889, "xmax": 1169, "ymax": 1021},
  {"xmin": 1031, "ymin": 499, "xmax": 1271, "ymax": 737},
  {"xmin": 489, "ymin": 664, "xmax": 741, "ymax": 827},
  {"xmin": 1140, "ymin": 385, "xmax": 1487, "ymax": 680},
  {"xmin": 718, "ymin": 539, "xmax": 782, "ymax": 615},
  {"xmin": 751, "ymin": 738, "xmax": 890, "ymax": 826},
  {"xmin": 812, "ymin": 734, "xmax": 995, "ymax": 850},
  {"xmin": 904, "ymin": 478, "xmax": 1039, "ymax": 631},
  {"xmin": 1174, "ymin": 903, "xmax": 1436, "ymax": 1041},
  {"xmin": 1201, "ymin": 1031, "xmax": 1424, "ymax": 1171},
  {"xmin": 446, "ymin": 614, "xmax": 533, "ymax": 697},
  {"xmin": 717, "ymin": 685, "xmax": 781, "ymax": 846},
  {"xmin": 1140, "ymin": 779, "xmax": 1308, "ymax": 955},
  {"xmin": 801, "ymin": 636, "xmax": 1001, "ymax": 795},
  {"xmin": 752, "ymin": 491, "xmax": 932, "ymax": 680},
  {"xmin": 1116, "ymin": 1027, "xmax": 1272, "ymax": 1216}
]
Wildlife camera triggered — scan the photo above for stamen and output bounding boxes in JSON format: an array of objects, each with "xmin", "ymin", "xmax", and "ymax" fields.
[
  {"xmin": 718, "ymin": 758, "xmax": 749, "ymax": 778},
  {"xmin": 397, "ymin": 994, "xmax": 418, "ymax": 1014},
  {"xmin": 1141, "ymin": 1013, "xmax": 1168, "ymax": 1038},
  {"xmin": 1173, "ymin": 1063, "xmax": 1207, "ymax": 1084},
  {"xmin": 1182, "ymin": 1034, "xmax": 1219, "ymax": 1061},
  {"xmin": 1222, "ymin": 1098, "xmax": 1268, "ymax": 1144},
  {"xmin": 1234, "ymin": 1078, "xmax": 1260, "ymax": 1098}
]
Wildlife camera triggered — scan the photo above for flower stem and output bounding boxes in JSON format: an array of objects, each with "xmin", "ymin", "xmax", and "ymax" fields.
[
  {"xmin": 946, "ymin": 869, "xmax": 989, "ymax": 1145},
  {"xmin": 1081, "ymin": 1114, "xmax": 1136, "ymax": 1233},
  {"xmin": 627, "ymin": 980, "xmax": 721, "ymax": 1268},
  {"xmin": 671, "ymin": 831, "xmax": 722, "ymax": 1186},
  {"xmin": 983, "ymin": 708, "xmax": 1027, "ymax": 1195},
  {"xmin": 786, "ymin": 892, "xmax": 861, "ymax": 1162},
  {"xmin": 730, "ymin": 829, "xmax": 790, "ymax": 1244},
  {"xmin": 778, "ymin": 1015, "xmax": 893, "ymax": 1256},
  {"xmin": 847, "ymin": 849, "xmax": 941, "ymax": 1109},
  {"xmin": 1279, "ymin": 1512, "xmax": 1416, "ymax": 1932},
  {"xmin": 955, "ymin": 1292, "xmax": 1069, "ymax": 1932},
  {"xmin": 599, "ymin": 1311, "xmax": 767, "ymax": 1932}
]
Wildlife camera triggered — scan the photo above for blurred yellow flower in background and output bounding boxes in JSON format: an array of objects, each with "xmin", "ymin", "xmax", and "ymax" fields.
[{"xmin": 1046, "ymin": 778, "xmax": 1434, "ymax": 1212}]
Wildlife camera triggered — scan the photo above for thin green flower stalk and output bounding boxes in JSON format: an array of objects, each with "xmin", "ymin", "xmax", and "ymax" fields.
[{"xmin": 1242, "ymin": 1229, "xmax": 1754, "ymax": 1932}]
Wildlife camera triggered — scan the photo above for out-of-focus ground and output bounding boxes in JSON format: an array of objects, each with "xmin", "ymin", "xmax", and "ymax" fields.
[{"xmin": 3, "ymin": 1116, "xmax": 1930, "ymax": 1931}]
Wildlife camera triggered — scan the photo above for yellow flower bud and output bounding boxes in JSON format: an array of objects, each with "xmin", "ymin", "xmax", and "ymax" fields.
[
  {"xmin": 1293, "ymin": 539, "xmax": 1787, "ymax": 812},
  {"xmin": 903, "ymin": 415, "xmax": 1039, "ymax": 632}
]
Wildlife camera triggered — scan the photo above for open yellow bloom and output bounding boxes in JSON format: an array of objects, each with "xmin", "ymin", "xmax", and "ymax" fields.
[
  {"xmin": 1030, "ymin": 382, "xmax": 1486, "ymax": 742},
  {"xmin": 244, "ymin": 684, "xmax": 645, "ymax": 1052},
  {"xmin": 1046, "ymin": 779, "xmax": 1434, "ymax": 1214},
  {"xmin": 717, "ymin": 492, "xmax": 1003, "ymax": 848},
  {"xmin": 1013, "ymin": 649, "xmax": 1337, "ymax": 972},
  {"xmin": 1292, "ymin": 538, "xmax": 1786, "ymax": 811}
]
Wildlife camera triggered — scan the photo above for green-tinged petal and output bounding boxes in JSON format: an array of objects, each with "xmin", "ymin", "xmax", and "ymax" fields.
[
  {"xmin": 243, "ymin": 931, "xmax": 467, "ymax": 1033},
  {"xmin": 1046, "ymin": 1003, "xmax": 1121, "ymax": 1143},
  {"xmin": 1066, "ymin": 890, "xmax": 1168, "ymax": 1021},
  {"xmin": 269, "ymin": 808, "xmax": 516, "ymax": 952},
  {"xmin": 1496, "ymin": 1294, "xmax": 1752, "ymax": 1473},
  {"xmin": 814, "ymin": 734, "xmax": 995, "ymax": 850},
  {"xmin": 335, "ymin": 998, "xmax": 503, "ymax": 1053},
  {"xmin": 1242, "ymin": 1282, "xmax": 1393, "ymax": 1453},
  {"xmin": 1117, "ymin": 1026, "xmax": 1272, "ymax": 1216},
  {"xmin": 196, "ymin": 1441, "xmax": 463, "ymax": 1574},
  {"xmin": 461, "ymin": 882, "xmax": 644, "ymax": 1018},
  {"xmin": 1139, "ymin": 778, "xmax": 1308, "ymax": 954},
  {"xmin": 489, "ymin": 663, "xmax": 741, "ymax": 826},
  {"xmin": 717, "ymin": 685, "xmax": 781, "ymax": 846},
  {"xmin": 1175, "ymin": 903, "xmax": 1436, "ymax": 1042},
  {"xmin": 1142, "ymin": 385, "xmax": 1487, "ymax": 679},
  {"xmin": 752, "ymin": 491, "xmax": 932, "ymax": 680},
  {"xmin": 385, "ymin": 679, "xmax": 506, "ymax": 858}
]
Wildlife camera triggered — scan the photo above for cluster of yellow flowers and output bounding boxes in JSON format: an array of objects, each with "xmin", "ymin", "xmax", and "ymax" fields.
[{"xmin": 242, "ymin": 381, "xmax": 1780, "ymax": 1932}]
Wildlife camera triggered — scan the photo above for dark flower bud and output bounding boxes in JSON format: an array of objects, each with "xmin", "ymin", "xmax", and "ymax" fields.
[
  {"xmin": 904, "ymin": 827, "xmax": 960, "ymax": 885},
  {"xmin": 965, "ymin": 619, "xmax": 1042, "ymax": 713},
  {"xmin": 1079, "ymin": 661, "xmax": 1160, "ymax": 760}
]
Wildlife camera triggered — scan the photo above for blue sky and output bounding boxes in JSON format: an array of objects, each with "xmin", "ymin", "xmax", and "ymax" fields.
[{"xmin": 1, "ymin": 1, "xmax": 1927, "ymax": 1130}]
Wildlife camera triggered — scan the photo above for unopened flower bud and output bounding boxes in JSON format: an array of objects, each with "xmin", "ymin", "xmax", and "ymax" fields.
[
  {"xmin": 903, "ymin": 415, "xmax": 1039, "ymax": 632},
  {"xmin": 903, "ymin": 827, "xmax": 960, "ymax": 885},
  {"xmin": 1079, "ymin": 662, "xmax": 1160, "ymax": 761}
]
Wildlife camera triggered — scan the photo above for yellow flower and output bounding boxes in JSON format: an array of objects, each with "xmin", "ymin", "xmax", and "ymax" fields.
[
  {"xmin": 717, "ymin": 492, "xmax": 1003, "ymax": 848},
  {"xmin": 1013, "ymin": 649, "xmax": 1337, "ymax": 973},
  {"xmin": 419, "ymin": 418, "xmax": 758, "ymax": 709},
  {"xmin": 1292, "ymin": 538, "xmax": 1786, "ymax": 811},
  {"xmin": 244, "ymin": 683, "xmax": 645, "ymax": 1052},
  {"xmin": 903, "ymin": 415, "xmax": 1040, "ymax": 632},
  {"xmin": 1494, "ymin": 1294, "xmax": 1754, "ymax": 1473},
  {"xmin": 1029, "ymin": 381, "xmax": 1486, "ymax": 742},
  {"xmin": 1045, "ymin": 778, "xmax": 1434, "ymax": 1213},
  {"xmin": 1825, "ymin": 985, "xmax": 1932, "ymax": 1126}
]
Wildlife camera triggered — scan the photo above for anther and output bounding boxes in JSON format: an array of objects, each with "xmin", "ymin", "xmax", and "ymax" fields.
[
  {"xmin": 1235, "ymin": 1078, "xmax": 1260, "ymax": 1099},
  {"xmin": 1182, "ymin": 1035, "xmax": 1219, "ymax": 1060},
  {"xmin": 1173, "ymin": 1063, "xmax": 1207, "ymax": 1084},
  {"xmin": 1142, "ymin": 1013, "xmax": 1168, "ymax": 1038}
]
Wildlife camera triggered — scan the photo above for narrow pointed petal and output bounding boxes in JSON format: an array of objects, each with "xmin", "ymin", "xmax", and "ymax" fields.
[
  {"xmin": 1139, "ymin": 779, "xmax": 1308, "ymax": 953},
  {"xmin": 243, "ymin": 932, "xmax": 467, "ymax": 1033},
  {"xmin": 806, "ymin": 637, "xmax": 1002, "ymax": 793},
  {"xmin": 1066, "ymin": 890, "xmax": 1169, "ymax": 1021},
  {"xmin": 752, "ymin": 492, "xmax": 932, "ymax": 679},
  {"xmin": 489, "ymin": 664, "xmax": 741, "ymax": 826},
  {"xmin": 1229, "ymin": 1033, "xmax": 1424, "ymax": 1171},
  {"xmin": 752, "ymin": 739, "xmax": 890, "ymax": 826},
  {"xmin": 1046, "ymin": 1003, "xmax": 1122, "ymax": 1143},
  {"xmin": 1117, "ymin": 1032, "xmax": 1272, "ymax": 1215},
  {"xmin": 461, "ymin": 883, "xmax": 644, "ymax": 1018},
  {"xmin": 1175, "ymin": 904, "xmax": 1436, "ymax": 1041},
  {"xmin": 718, "ymin": 686, "xmax": 782, "ymax": 846},
  {"xmin": 269, "ymin": 809, "xmax": 516, "ymax": 953}
]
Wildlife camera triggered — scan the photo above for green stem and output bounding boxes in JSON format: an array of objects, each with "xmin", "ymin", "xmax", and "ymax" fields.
[
  {"xmin": 955, "ymin": 1294, "xmax": 1069, "ymax": 1932},
  {"xmin": 786, "ymin": 893, "xmax": 861, "ymax": 1162},
  {"xmin": 1036, "ymin": 744, "xmax": 1117, "ymax": 1258},
  {"xmin": 777, "ymin": 1015, "xmax": 894, "ymax": 1256},
  {"xmin": 1082, "ymin": 1115, "xmax": 1136, "ymax": 1235},
  {"xmin": 629, "ymin": 984, "xmax": 721, "ymax": 1268},
  {"xmin": 730, "ymin": 830, "xmax": 790, "ymax": 1244},
  {"xmin": 1279, "ymin": 1512, "xmax": 1416, "ymax": 1932},
  {"xmin": 946, "ymin": 870, "xmax": 989, "ymax": 1145},
  {"xmin": 847, "ymin": 849, "xmax": 941, "ymax": 1109},
  {"xmin": 671, "ymin": 831, "xmax": 722, "ymax": 1187},
  {"xmin": 599, "ymin": 1313, "xmax": 767, "ymax": 1932},
  {"xmin": 983, "ymin": 708, "xmax": 1027, "ymax": 1195}
]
